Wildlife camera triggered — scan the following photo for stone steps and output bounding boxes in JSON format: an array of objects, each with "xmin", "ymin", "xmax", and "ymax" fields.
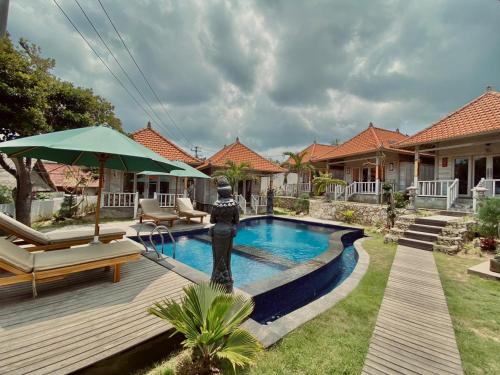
[
  {"xmin": 403, "ymin": 230, "xmax": 439, "ymax": 243},
  {"xmin": 398, "ymin": 237, "xmax": 434, "ymax": 251},
  {"xmin": 408, "ymin": 223, "xmax": 443, "ymax": 234}
]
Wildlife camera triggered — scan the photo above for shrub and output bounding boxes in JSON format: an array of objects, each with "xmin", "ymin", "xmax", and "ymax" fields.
[
  {"xmin": 477, "ymin": 197, "xmax": 500, "ymax": 238},
  {"xmin": 148, "ymin": 283, "xmax": 262, "ymax": 374},
  {"xmin": 393, "ymin": 191, "xmax": 409, "ymax": 209},
  {"xmin": 54, "ymin": 195, "xmax": 77, "ymax": 221},
  {"xmin": 294, "ymin": 194, "xmax": 310, "ymax": 214},
  {"xmin": 342, "ymin": 209, "xmax": 355, "ymax": 223},
  {"xmin": 479, "ymin": 237, "xmax": 497, "ymax": 251},
  {"xmin": 35, "ymin": 192, "xmax": 51, "ymax": 200},
  {"xmin": 0, "ymin": 185, "xmax": 12, "ymax": 204}
]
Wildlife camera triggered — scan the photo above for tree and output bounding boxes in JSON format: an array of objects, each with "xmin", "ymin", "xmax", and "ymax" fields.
[
  {"xmin": 211, "ymin": 161, "xmax": 254, "ymax": 195},
  {"xmin": 0, "ymin": 35, "xmax": 122, "ymax": 225},
  {"xmin": 148, "ymin": 282, "xmax": 262, "ymax": 374},
  {"xmin": 312, "ymin": 172, "xmax": 346, "ymax": 196},
  {"xmin": 282, "ymin": 151, "xmax": 315, "ymax": 197}
]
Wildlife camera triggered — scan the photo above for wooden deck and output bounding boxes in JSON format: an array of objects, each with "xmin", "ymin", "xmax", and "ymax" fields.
[
  {"xmin": 363, "ymin": 245, "xmax": 463, "ymax": 375},
  {"xmin": 0, "ymin": 256, "xmax": 191, "ymax": 375}
]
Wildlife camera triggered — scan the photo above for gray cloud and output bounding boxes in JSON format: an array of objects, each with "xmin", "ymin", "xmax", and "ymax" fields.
[{"xmin": 7, "ymin": 0, "xmax": 500, "ymax": 160}]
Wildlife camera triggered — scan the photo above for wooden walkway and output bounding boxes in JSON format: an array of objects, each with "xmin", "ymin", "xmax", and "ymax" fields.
[
  {"xmin": 0, "ymin": 257, "xmax": 191, "ymax": 375},
  {"xmin": 363, "ymin": 245, "xmax": 463, "ymax": 375}
]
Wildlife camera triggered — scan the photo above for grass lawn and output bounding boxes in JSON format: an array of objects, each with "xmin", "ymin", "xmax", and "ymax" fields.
[
  {"xmin": 435, "ymin": 252, "xmax": 500, "ymax": 374},
  {"xmin": 244, "ymin": 234, "xmax": 396, "ymax": 375}
]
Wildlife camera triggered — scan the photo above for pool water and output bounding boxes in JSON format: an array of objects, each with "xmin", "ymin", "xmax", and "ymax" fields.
[
  {"xmin": 159, "ymin": 237, "xmax": 283, "ymax": 287},
  {"xmin": 157, "ymin": 218, "xmax": 344, "ymax": 288}
]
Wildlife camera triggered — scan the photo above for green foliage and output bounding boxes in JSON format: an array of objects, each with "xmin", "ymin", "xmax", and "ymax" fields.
[
  {"xmin": 54, "ymin": 195, "xmax": 77, "ymax": 221},
  {"xmin": 148, "ymin": 283, "xmax": 262, "ymax": 373},
  {"xmin": 283, "ymin": 152, "xmax": 315, "ymax": 197},
  {"xmin": 35, "ymin": 192, "xmax": 51, "ymax": 200},
  {"xmin": 0, "ymin": 185, "xmax": 12, "ymax": 204},
  {"xmin": 312, "ymin": 172, "xmax": 346, "ymax": 195},
  {"xmin": 341, "ymin": 209, "xmax": 355, "ymax": 223},
  {"xmin": 294, "ymin": 194, "xmax": 310, "ymax": 214},
  {"xmin": 211, "ymin": 161, "xmax": 254, "ymax": 194},
  {"xmin": 477, "ymin": 197, "xmax": 500, "ymax": 238},
  {"xmin": 393, "ymin": 191, "xmax": 408, "ymax": 209},
  {"xmin": 0, "ymin": 35, "xmax": 122, "ymax": 138}
]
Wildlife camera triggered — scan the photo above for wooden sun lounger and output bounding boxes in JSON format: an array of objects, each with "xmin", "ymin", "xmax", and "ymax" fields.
[
  {"xmin": 0, "ymin": 212, "xmax": 125, "ymax": 251},
  {"xmin": 176, "ymin": 197, "xmax": 208, "ymax": 224},
  {"xmin": 0, "ymin": 237, "xmax": 143, "ymax": 297},
  {"xmin": 139, "ymin": 198, "xmax": 178, "ymax": 227}
]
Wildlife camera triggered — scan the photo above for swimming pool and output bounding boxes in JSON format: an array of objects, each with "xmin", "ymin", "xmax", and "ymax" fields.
[{"xmin": 134, "ymin": 217, "xmax": 363, "ymax": 323}]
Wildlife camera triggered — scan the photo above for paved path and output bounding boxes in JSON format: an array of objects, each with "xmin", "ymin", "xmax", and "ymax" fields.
[{"xmin": 363, "ymin": 245, "xmax": 463, "ymax": 375}]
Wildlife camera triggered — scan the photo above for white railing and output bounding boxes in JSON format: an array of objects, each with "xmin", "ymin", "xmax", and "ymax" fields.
[
  {"xmin": 483, "ymin": 179, "xmax": 500, "ymax": 197},
  {"xmin": 326, "ymin": 183, "xmax": 345, "ymax": 201},
  {"xmin": 277, "ymin": 183, "xmax": 311, "ymax": 196},
  {"xmin": 418, "ymin": 180, "xmax": 454, "ymax": 197},
  {"xmin": 154, "ymin": 192, "xmax": 184, "ymax": 208},
  {"xmin": 101, "ymin": 192, "xmax": 139, "ymax": 218},
  {"xmin": 356, "ymin": 181, "xmax": 379, "ymax": 195},
  {"xmin": 446, "ymin": 178, "xmax": 459, "ymax": 210},
  {"xmin": 235, "ymin": 194, "xmax": 247, "ymax": 215},
  {"xmin": 345, "ymin": 182, "xmax": 356, "ymax": 200},
  {"xmin": 251, "ymin": 194, "xmax": 267, "ymax": 214}
]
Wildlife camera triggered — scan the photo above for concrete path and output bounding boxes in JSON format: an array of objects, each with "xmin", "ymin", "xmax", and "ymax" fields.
[{"xmin": 362, "ymin": 245, "xmax": 463, "ymax": 375}]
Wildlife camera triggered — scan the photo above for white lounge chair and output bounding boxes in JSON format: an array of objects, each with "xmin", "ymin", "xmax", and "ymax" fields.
[
  {"xmin": 0, "ymin": 237, "xmax": 143, "ymax": 297},
  {"xmin": 0, "ymin": 212, "xmax": 125, "ymax": 251},
  {"xmin": 139, "ymin": 198, "xmax": 178, "ymax": 227},
  {"xmin": 176, "ymin": 197, "xmax": 208, "ymax": 224}
]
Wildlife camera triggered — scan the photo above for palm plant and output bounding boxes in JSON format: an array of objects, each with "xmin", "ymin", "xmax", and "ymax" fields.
[
  {"xmin": 148, "ymin": 282, "xmax": 262, "ymax": 374},
  {"xmin": 211, "ymin": 161, "xmax": 254, "ymax": 194},
  {"xmin": 283, "ymin": 151, "xmax": 315, "ymax": 197},
  {"xmin": 312, "ymin": 172, "xmax": 346, "ymax": 196}
]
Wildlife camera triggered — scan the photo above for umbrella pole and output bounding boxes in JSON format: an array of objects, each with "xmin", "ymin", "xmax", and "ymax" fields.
[
  {"xmin": 175, "ymin": 176, "xmax": 179, "ymax": 209},
  {"xmin": 94, "ymin": 155, "xmax": 107, "ymax": 241}
]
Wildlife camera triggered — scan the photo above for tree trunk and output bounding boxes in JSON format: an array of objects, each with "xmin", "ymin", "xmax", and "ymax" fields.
[{"xmin": 12, "ymin": 157, "xmax": 32, "ymax": 225}]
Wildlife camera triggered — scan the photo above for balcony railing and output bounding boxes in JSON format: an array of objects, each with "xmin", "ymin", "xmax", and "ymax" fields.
[
  {"xmin": 418, "ymin": 180, "xmax": 454, "ymax": 197},
  {"xmin": 101, "ymin": 192, "xmax": 139, "ymax": 218},
  {"xmin": 251, "ymin": 194, "xmax": 267, "ymax": 214},
  {"xmin": 154, "ymin": 192, "xmax": 184, "ymax": 208}
]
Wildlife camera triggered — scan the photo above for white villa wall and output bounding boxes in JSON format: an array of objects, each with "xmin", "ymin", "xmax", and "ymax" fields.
[{"xmin": 261, "ymin": 172, "xmax": 298, "ymax": 193}]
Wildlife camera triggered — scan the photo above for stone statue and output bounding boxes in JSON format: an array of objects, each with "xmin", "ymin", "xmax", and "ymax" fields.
[
  {"xmin": 209, "ymin": 177, "xmax": 240, "ymax": 292},
  {"xmin": 266, "ymin": 187, "xmax": 274, "ymax": 214}
]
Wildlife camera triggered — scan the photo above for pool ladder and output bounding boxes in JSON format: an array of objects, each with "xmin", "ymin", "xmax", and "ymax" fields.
[{"xmin": 136, "ymin": 222, "xmax": 176, "ymax": 260}]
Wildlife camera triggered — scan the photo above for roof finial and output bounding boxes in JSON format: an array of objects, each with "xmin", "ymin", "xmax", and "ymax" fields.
[
  {"xmin": 236, "ymin": 137, "xmax": 240, "ymax": 143},
  {"xmin": 396, "ymin": 128, "xmax": 400, "ymax": 133},
  {"xmin": 369, "ymin": 122, "xmax": 374, "ymax": 127},
  {"xmin": 147, "ymin": 121, "xmax": 152, "ymax": 129},
  {"xmin": 486, "ymin": 85, "xmax": 493, "ymax": 92}
]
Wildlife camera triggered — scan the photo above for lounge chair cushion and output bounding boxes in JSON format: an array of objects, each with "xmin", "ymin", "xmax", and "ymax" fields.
[
  {"xmin": 140, "ymin": 199, "xmax": 178, "ymax": 220},
  {"xmin": 177, "ymin": 198, "xmax": 207, "ymax": 217},
  {"xmin": 0, "ymin": 213, "xmax": 50, "ymax": 245},
  {"xmin": 0, "ymin": 238, "xmax": 34, "ymax": 272},
  {"xmin": 45, "ymin": 227, "xmax": 126, "ymax": 243},
  {"xmin": 142, "ymin": 212, "xmax": 178, "ymax": 220},
  {"xmin": 33, "ymin": 239, "xmax": 143, "ymax": 271}
]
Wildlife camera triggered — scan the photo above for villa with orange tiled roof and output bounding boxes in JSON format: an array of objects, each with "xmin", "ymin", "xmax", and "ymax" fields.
[
  {"xmin": 396, "ymin": 87, "xmax": 500, "ymax": 211},
  {"xmin": 306, "ymin": 123, "xmax": 434, "ymax": 203},
  {"xmin": 195, "ymin": 138, "xmax": 286, "ymax": 211}
]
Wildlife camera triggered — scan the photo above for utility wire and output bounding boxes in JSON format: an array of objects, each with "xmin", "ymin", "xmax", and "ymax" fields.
[
  {"xmin": 73, "ymin": 0, "xmax": 182, "ymax": 144},
  {"xmin": 96, "ymin": 0, "xmax": 193, "ymax": 148},
  {"xmin": 53, "ymin": 0, "xmax": 159, "ymax": 129}
]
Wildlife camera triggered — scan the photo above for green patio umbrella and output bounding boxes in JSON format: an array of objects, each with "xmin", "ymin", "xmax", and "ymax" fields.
[{"xmin": 0, "ymin": 125, "xmax": 183, "ymax": 239}]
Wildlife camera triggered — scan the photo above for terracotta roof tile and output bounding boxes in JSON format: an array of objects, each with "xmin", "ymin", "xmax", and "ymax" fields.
[
  {"xmin": 287, "ymin": 142, "xmax": 338, "ymax": 164},
  {"xmin": 398, "ymin": 90, "xmax": 500, "ymax": 147},
  {"xmin": 131, "ymin": 125, "xmax": 201, "ymax": 166},
  {"xmin": 41, "ymin": 163, "xmax": 99, "ymax": 189},
  {"xmin": 314, "ymin": 123, "xmax": 408, "ymax": 161},
  {"xmin": 198, "ymin": 138, "xmax": 286, "ymax": 173}
]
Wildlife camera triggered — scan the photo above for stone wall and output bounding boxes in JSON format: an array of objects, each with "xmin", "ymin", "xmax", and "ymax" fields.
[
  {"xmin": 274, "ymin": 196, "xmax": 298, "ymax": 211},
  {"xmin": 309, "ymin": 199, "xmax": 397, "ymax": 227}
]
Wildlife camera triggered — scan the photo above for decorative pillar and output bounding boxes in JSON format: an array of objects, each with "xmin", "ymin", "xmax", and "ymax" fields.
[
  {"xmin": 375, "ymin": 155, "xmax": 380, "ymax": 196},
  {"xmin": 407, "ymin": 185, "xmax": 417, "ymax": 211},
  {"xmin": 266, "ymin": 187, "xmax": 274, "ymax": 215},
  {"xmin": 414, "ymin": 147, "xmax": 420, "ymax": 190}
]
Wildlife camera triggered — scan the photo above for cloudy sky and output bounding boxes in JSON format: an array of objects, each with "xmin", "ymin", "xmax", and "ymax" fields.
[{"xmin": 7, "ymin": 0, "xmax": 500, "ymax": 160}]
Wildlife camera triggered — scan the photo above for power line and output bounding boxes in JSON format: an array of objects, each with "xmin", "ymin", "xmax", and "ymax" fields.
[
  {"xmin": 72, "ymin": 0, "xmax": 183, "ymax": 145},
  {"xmin": 96, "ymin": 0, "xmax": 193, "ymax": 148},
  {"xmin": 53, "ymin": 0, "xmax": 160, "ymax": 129}
]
